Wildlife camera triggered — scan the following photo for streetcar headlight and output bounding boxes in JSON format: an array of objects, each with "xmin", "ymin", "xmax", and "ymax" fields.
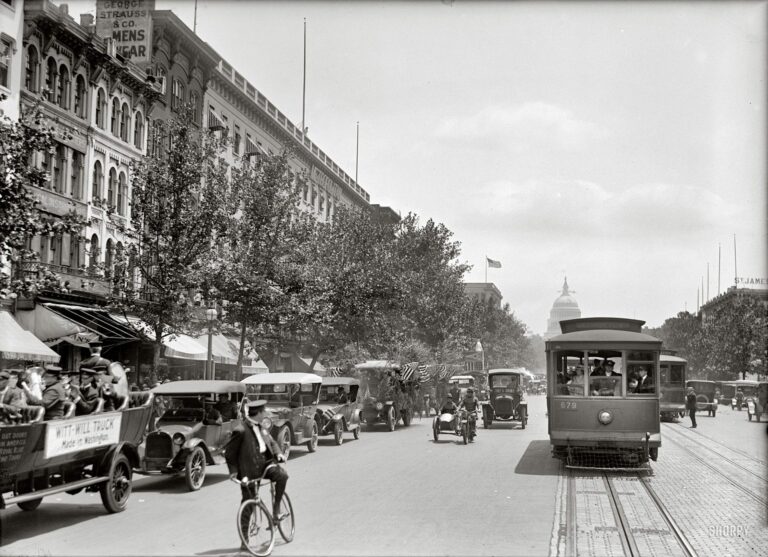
[
  {"xmin": 172, "ymin": 433, "xmax": 185, "ymax": 446},
  {"xmin": 597, "ymin": 410, "xmax": 613, "ymax": 425},
  {"xmin": 376, "ymin": 402, "xmax": 383, "ymax": 411}
]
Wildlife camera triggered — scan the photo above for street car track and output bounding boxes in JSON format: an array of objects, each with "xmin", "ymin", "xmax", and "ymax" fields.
[
  {"xmin": 662, "ymin": 421, "xmax": 767, "ymax": 477},
  {"xmin": 562, "ymin": 468, "xmax": 697, "ymax": 557},
  {"xmin": 661, "ymin": 425, "xmax": 767, "ymax": 507}
]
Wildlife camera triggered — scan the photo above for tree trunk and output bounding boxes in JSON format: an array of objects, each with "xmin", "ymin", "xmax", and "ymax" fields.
[
  {"xmin": 308, "ymin": 349, "xmax": 320, "ymax": 372},
  {"xmin": 153, "ymin": 328, "xmax": 162, "ymax": 382}
]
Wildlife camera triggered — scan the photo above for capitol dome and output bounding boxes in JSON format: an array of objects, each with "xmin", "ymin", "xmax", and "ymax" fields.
[{"xmin": 545, "ymin": 278, "xmax": 582, "ymax": 338}]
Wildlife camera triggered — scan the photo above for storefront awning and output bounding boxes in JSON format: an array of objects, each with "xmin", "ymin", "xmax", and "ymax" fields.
[
  {"xmin": 43, "ymin": 303, "xmax": 142, "ymax": 341},
  {"xmin": 163, "ymin": 333, "xmax": 209, "ymax": 361},
  {"xmin": 0, "ymin": 311, "xmax": 60, "ymax": 363}
]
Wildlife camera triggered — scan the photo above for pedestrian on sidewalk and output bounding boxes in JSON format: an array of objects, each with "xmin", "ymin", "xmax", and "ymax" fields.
[{"xmin": 686, "ymin": 386, "xmax": 697, "ymax": 428}]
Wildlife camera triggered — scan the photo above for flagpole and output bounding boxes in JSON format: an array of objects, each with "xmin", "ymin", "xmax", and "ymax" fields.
[
  {"xmin": 302, "ymin": 18, "xmax": 307, "ymax": 135},
  {"xmin": 484, "ymin": 256, "xmax": 487, "ymax": 283},
  {"xmin": 355, "ymin": 121, "xmax": 359, "ymax": 186},
  {"xmin": 193, "ymin": 0, "xmax": 198, "ymax": 33},
  {"xmin": 733, "ymin": 233, "xmax": 738, "ymax": 286},
  {"xmin": 718, "ymin": 243, "xmax": 721, "ymax": 295}
]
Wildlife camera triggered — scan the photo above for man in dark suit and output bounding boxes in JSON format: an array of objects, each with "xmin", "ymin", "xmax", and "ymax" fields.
[
  {"xmin": 635, "ymin": 367, "xmax": 655, "ymax": 394},
  {"xmin": 591, "ymin": 360, "xmax": 621, "ymax": 377},
  {"xmin": 226, "ymin": 400, "xmax": 288, "ymax": 533}
]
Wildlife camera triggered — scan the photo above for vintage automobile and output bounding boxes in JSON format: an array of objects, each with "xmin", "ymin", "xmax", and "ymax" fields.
[
  {"xmin": 355, "ymin": 360, "xmax": 418, "ymax": 431},
  {"xmin": 448, "ymin": 375, "xmax": 477, "ymax": 399},
  {"xmin": 481, "ymin": 369, "xmax": 528, "ymax": 429},
  {"xmin": 242, "ymin": 372, "xmax": 322, "ymax": 458},
  {"xmin": 730, "ymin": 379, "xmax": 758, "ymax": 410},
  {"xmin": 137, "ymin": 381, "xmax": 245, "ymax": 491},
  {"xmin": 316, "ymin": 377, "xmax": 363, "ymax": 444},
  {"xmin": 0, "ymin": 391, "xmax": 154, "ymax": 514},
  {"xmin": 686, "ymin": 380, "xmax": 719, "ymax": 417},
  {"xmin": 746, "ymin": 382, "xmax": 768, "ymax": 422}
]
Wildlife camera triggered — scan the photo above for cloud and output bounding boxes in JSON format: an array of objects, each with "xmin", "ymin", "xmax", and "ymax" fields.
[{"xmin": 434, "ymin": 101, "xmax": 608, "ymax": 153}]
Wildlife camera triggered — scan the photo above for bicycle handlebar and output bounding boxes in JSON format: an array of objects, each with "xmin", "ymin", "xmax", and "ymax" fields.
[{"xmin": 230, "ymin": 462, "xmax": 283, "ymax": 486}]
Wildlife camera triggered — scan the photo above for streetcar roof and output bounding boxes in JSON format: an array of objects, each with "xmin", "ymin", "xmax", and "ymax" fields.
[
  {"xmin": 151, "ymin": 380, "xmax": 246, "ymax": 395},
  {"xmin": 241, "ymin": 372, "xmax": 322, "ymax": 385},
  {"xmin": 547, "ymin": 329, "xmax": 661, "ymax": 344},
  {"xmin": 488, "ymin": 368, "xmax": 527, "ymax": 376}
]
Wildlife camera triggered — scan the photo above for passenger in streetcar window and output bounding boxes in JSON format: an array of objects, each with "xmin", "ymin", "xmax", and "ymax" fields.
[
  {"xmin": 566, "ymin": 367, "xmax": 584, "ymax": 396},
  {"xmin": 591, "ymin": 360, "xmax": 620, "ymax": 377},
  {"xmin": 635, "ymin": 367, "xmax": 654, "ymax": 394},
  {"xmin": 628, "ymin": 378, "xmax": 638, "ymax": 393}
]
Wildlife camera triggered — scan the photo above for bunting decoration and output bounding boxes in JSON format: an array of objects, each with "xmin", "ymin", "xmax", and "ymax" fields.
[
  {"xmin": 400, "ymin": 363, "xmax": 415, "ymax": 382},
  {"xmin": 328, "ymin": 367, "xmax": 342, "ymax": 377}
]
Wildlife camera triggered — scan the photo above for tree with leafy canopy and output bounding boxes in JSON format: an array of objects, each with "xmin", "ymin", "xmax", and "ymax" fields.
[
  {"xmin": 644, "ymin": 311, "xmax": 708, "ymax": 377},
  {"xmin": 462, "ymin": 297, "xmax": 530, "ymax": 369},
  {"xmin": 109, "ymin": 107, "xmax": 229, "ymax": 370},
  {"xmin": 202, "ymin": 149, "xmax": 312, "ymax": 372},
  {"xmin": 1, "ymin": 99, "xmax": 88, "ymax": 299}
]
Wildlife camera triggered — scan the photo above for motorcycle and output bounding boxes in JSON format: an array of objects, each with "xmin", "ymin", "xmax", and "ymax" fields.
[{"xmin": 432, "ymin": 405, "xmax": 476, "ymax": 444}]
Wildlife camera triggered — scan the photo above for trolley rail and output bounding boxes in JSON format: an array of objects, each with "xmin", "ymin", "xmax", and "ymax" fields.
[{"xmin": 559, "ymin": 467, "xmax": 697, "ymax": 557}]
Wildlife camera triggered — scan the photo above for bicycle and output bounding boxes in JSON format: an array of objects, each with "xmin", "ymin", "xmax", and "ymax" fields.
[{"xmin": 231, "ymin": 463, "xmax": 295, "ymax": 556}]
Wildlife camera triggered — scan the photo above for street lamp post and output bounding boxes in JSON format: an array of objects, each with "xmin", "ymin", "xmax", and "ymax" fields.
[
  {"xmin": 205, "ymin": 307, "xmax": 217, "ymax": 380},
  {"xmin": 475, "ymin": 340, "xmax": 484, "ymax": 372}
]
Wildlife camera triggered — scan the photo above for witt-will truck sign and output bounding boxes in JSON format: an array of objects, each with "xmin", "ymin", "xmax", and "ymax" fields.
[
  {"xmin": 96, "ymin": 0, "xmax": 155, "ymax": 63},
  {"xmin": 44, "ymin": 413, "xmax": 123, "ymax": 459}
]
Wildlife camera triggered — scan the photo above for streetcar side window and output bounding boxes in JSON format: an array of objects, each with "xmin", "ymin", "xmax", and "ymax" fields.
[
  {"xmin": 587, "ymin": 354, "xmax": 624, "ymax": 396},
  {"xmin": 627, "ymin": 362, "xmax": 656, "ymax": 395},
  {"xmin": 552, "ymin": 351, "xmax": 585, "ymax": 396}
]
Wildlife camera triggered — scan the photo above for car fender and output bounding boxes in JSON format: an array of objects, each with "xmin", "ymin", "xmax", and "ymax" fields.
[
  {"xmin": 349, "ymin": 409, "xmax": 362, "ymax": 427},
  {"xmin": 301, "ymin": 419, "xmax": 315, "ymax": 439},
  {"xmin": 183, "ymin": 438, "xmax": 214, "ymax": 465},
  {"xmin": 99, "ymin": 442, "xmax": 140, "ymax": 475}
]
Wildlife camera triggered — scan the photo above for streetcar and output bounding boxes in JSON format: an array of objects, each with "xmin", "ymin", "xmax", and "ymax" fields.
[
  {"xmin": 546, "ymin": 317, "xmax": 662, "ymax": 468},
  {"xmin": 659, "ymin": 351, "xmax": 687, "ymax": 420}
]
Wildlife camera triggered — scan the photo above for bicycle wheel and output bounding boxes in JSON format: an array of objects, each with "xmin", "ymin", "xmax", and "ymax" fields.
[
  {"xmin": 237, "ymin": 499, "xmax": 275, "ymax": 556},
  {"xmin": 276, "ymin": 492, "xmax": 295, "ymax": 543}
]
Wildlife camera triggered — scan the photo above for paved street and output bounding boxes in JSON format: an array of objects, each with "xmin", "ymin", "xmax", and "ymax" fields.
[{"xmin": 2, "ymin": 395, "xmax": 767, "ymax": 556}]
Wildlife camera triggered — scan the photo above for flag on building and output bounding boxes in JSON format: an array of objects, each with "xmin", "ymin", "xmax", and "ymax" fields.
[{"xmin": 486, "ymin": 257, "xmax": 502, "ymax": 269}]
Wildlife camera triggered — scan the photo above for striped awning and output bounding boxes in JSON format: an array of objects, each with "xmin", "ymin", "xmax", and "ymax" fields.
[
  {"xmin": 207, "ymin": 108, "xmax": 225, "ymax": 131},
  {"xmin": 43, "ymin": 303, "xmax": 142, "ymax": 341},
  {"xmin": 244, "ymin": 137, "xmax": 267, "ymax": 158},
  {"xmin": 0, "ymin": 311, "xmax": 60, "ymax": 364}
]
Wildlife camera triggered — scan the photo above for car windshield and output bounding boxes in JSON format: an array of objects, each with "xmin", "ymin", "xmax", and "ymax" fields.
[{"xmin": 490, "ymin": 375, "xmax": 519, "ymax": 389}]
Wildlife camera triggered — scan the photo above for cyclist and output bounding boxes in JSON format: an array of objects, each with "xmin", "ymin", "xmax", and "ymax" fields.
[
  {"xmin": 458, "ymin": 387, "xmax": 482, "ymax": 438},
  {"xmin": 226, "ymin": 399, "xmax": 288, "ymax": 543}
]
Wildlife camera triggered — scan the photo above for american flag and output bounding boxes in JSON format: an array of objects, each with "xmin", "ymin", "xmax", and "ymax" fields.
[
  {"xmin": 400, "ymin": 363, "xmax": 415, "ymax": 382},
  {"xmin": 437, "ymin": 364, "xmax": 449, "ymax": 380},
  {"xmin": 328, "ymin": 367, "xmax": 342, "ymax": 377},
  {"xmin": 417, "ymin": 364, "xmax": 430, "ymax": 383}
]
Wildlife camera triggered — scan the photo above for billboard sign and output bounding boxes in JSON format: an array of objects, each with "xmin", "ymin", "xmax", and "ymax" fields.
[{"xmin": 96, "ymin": 0, "xmax": 155, "ymax": 63}]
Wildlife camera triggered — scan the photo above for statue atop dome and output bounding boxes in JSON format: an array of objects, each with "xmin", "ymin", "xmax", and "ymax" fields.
[{"xmin": 545, "ymin": 277, "xmax": 582, "ymax": 338}]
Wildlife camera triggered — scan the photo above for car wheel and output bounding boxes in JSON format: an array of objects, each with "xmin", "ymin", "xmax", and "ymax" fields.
[
  {"xmin": 433, "ymin": 419, "xmax": 439, "ymax": 441},
  {"xmin": 520, "ymin": 407, "xmax": 527, "ymax": 429},
  {"xmin": 748, "ymin": 412, "xmax": 752, "ymax": 421},
  {"xmin": 17, "ymin": 498, "xmax": 43, "ymax": 512},
  {"xmin": 352, "ymin": 424, "xmax": 360, "ymax": 439},
  {"xmin": 649, "ymin": 447, "xmax": 658, "ymax": 461},
  {"xmin": 462, "ymin": 422, "xmax": 468, "ymax": 445},
  {"xmin": 185, "ymin": 446, "xmax": 207, "ymax": 491},
  {"xmin": 402, "ymin": 409, "xmax": 411, "ymax": 427},
  {"xmin": 387, "ymin": 407, "xmax": 396, "ymax": 431},
  {"xmin": 100, "ymin": 453, "xmax": 132, "ymax": 513},
  {"xmin": 333, "ymin": 420, "xmax": 344, "ymax": 445},
  {"xmin": 276, "ymin": 425, "xmax": 292, "ymax": 460},
  {"xmin": 307, "ymin": 421, "xmax": 318, "ymax": 452}
]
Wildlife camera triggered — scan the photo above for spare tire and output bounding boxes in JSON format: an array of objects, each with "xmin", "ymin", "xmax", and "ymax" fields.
[{"xmin": 695, "ymin": 394, "xmax": 710, "ymax": 411}]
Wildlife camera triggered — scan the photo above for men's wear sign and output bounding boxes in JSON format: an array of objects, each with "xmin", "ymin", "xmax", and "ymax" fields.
[
  {"xmin": 45, "ymin": 414, "xmax": 123, "ymax": 458},
  {"xmin": 96, "ymin": 0, "xmax": 155, "ymax": 63}
]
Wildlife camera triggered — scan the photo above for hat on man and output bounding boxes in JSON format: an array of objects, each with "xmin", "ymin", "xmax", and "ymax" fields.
[
  {"xmin": 43, "ymin": 365, "xmax": 63, "ymax": 376},
  {"xmin": 604, "ymin": 360, "xmax": 615, "ymax": 367},
  {"xmin": 80, "ymin": 367, "xmax": 99, "ymax": 375},
  {"xmin": 245, "ymin": 400, "xmax": 268, "ymax": 419},
  {"xmin": 0, "ymin": 370, "xmax": 10, "ymax": 380}
]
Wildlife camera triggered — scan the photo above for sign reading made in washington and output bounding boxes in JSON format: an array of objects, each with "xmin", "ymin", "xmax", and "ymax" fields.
[
  {"xmin": 44, "ymin": 413, "xmax": 123, "ymax": 459},
  {"xmin": 95, "ymin": 0, "xmax": 155, "ymax": 63}
]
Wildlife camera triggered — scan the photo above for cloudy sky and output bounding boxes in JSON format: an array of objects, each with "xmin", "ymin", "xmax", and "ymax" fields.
[{"xmin": 70, "ymin": 0, "xmax": 766, "ymax": 334}]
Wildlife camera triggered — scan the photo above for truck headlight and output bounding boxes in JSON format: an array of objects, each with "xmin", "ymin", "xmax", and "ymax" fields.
[
  {"xmin": 376, "ymin": 402, "xmax": 383, "ymax": 410},
  {"xmin": 172, "ymin": 433, "xmax": 185, "ymax": 446}
]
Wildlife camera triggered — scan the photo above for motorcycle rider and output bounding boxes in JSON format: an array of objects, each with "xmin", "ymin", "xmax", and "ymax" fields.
[{"xmin": 458, "ymin": 387, "xmax": 481, "ymax": 439}]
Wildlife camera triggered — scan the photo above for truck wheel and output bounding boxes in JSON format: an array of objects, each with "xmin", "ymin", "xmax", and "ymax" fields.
[
  {"xmin": 17, "ymin": 498, "xmax": 43, "ymax": 512},
  {"xmin": 185, "ymin": 446, "xmax": 207, "ymax": 491},
  {"xmin": 386, "ymin": 407, "xmax": 396, "ymax": 431},
  {"xmin": 333, "ymin": 420, "xmax": 344, "ymax": 445},
  {"xmin": 307, "ymin": 421, "xmax": 318, "ymax": 452},
  {"xmin": 100, "ymin": 453, "xmax": 132, "ymax": 513}
]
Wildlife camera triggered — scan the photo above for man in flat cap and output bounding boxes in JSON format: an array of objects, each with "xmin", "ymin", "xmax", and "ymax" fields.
[
  {"xmin": 226, "ymin": 400, "xmax": 288, "ymax": 543},
  {"xmin": 78, "ymin": 367, "xmax": 121, "ymax": 414},
  {"xmin": 23, "ymin": 365, "xmax": 67, "ymax": 420}
]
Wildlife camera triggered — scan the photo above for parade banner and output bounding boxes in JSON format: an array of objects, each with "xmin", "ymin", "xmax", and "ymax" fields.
[
  {"xmin": 44, "ymin": 413, "xmax": 123, "ymax": 459},
  {"xmin": 96, "ymin": 0, "xmax": 155, "ymax": 63}
]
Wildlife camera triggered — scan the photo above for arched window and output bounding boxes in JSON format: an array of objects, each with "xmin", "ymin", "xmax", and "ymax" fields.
[
  {"xmin": 57, "ymin": 64, "xmax": 70, "ymax": 109},
  {"xmin": 133, "ymin": 112, "xmax": 144, "ymax": 149},
  {"xmin": 71, "ymin": 151, "xmax": 84, "ymax": 199},
  {"xmin": 74, "ymin": 75, "xmax": 87, "ymax": 118},
  {"xmin": 120, "ymin": 102, "xmax": 130, "ymax": 141},
  {"xmin": 105, "ymin": 239, "xmax": 114, "ymax": 278},
  {"xmin": 92, "ymin": 160, "xmax": 103, "ymax": 203},
  {"xmin": 25, "ymin": 46, "xmax": 39, "ymax": 92},
  {"xmin": 171, "ymin": 78, "xmax": 184, "ymax": 111},
  {"xmin": 117, "ymin": 172, "xmax": 127, "ymax": 216},
  {"xmin": 107, "ymin": 168, "xmax": 117, "ymax": 208},
  {"xmin": 89, "ymin": 233, "xmax": 100, "ymax": 266},
  {"xmin": 111, "ymin": 97, "xmax": 120, "ymax": 136},
  {"xmin": 95, "ymin": 88, "xmax": 106, "ymax": 128},
  {"xmin": 45, "ymin": 58, "xmax": 57, "ymax": 102}
]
